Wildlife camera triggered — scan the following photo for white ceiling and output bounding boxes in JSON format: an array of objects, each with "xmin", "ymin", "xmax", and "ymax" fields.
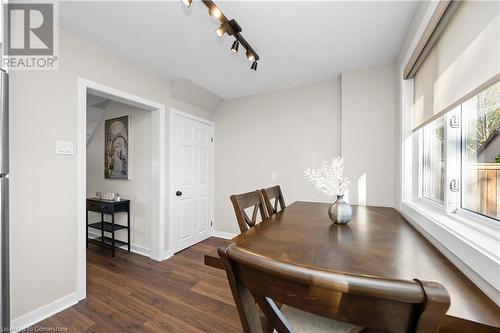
[{"xmin": 61, "ymin": 1, "xmax": 417, "ymax": 99}]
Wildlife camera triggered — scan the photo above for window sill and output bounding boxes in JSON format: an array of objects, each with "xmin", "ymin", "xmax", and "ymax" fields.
[{"xmin": 401, "ymin": 200, "xmax": 500, "ymax": 305}]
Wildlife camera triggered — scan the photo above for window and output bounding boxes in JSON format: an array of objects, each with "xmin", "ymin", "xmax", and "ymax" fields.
[
  {"xmin": 461, "ymin": 82, "xmax": 500, "ymax": 220},
  {"xmin": 403, "ymin": 1, "xmax": 499, "ymax": 302},
  {"xmin": 419, "ymin": 81, "xmax": 500, "ymax": 222},
  {"xmin": 422, "ymin": 117, "xmax": 445, "ymax": 204}
]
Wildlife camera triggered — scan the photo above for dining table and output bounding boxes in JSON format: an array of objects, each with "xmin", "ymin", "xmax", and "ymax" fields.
[{"xmin": 204, "ymin": 201, "xmax": 500, "ymax": 333}]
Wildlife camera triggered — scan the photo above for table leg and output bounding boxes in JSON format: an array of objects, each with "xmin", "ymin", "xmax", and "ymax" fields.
[
  {"xmin": 111, "ymin": 213, "xmax": 115, "ymax": 257},
  {"xmin": 101, "ymin": 212, "xmax": 104, "ymax": 243},
  {"xmin": 127, "ymin": 207, "xmax": 131, "ymax": 252},
  {"xmin": 86, "ymin": 210, "xmax": 88, "ymax": 248}
]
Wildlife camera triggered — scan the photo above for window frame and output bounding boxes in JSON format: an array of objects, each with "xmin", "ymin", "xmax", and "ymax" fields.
[
  {"xmin": 420, "ymin": 116, "xmax": 446, "ymax": 206},
  {"xmin": 415, "ymin": 82, "xmax": 499, "ymax": 230},
  {"xmin": 399, "ymin": 0, "xmax": 499, "ymax": 303},
  {"xmin": 404, "ymin": 79, "xmax": 500, "ymax": 298}
]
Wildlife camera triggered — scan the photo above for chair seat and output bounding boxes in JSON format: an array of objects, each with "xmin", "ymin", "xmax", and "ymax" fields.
[{"xmin": 278, "ymin": 305, "xmax": 363, "ymax": 333}]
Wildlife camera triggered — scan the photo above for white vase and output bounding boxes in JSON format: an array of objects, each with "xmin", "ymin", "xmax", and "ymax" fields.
[{"xmin": 328, "ymin": 195, "xmax": 352, "ymax": 225}]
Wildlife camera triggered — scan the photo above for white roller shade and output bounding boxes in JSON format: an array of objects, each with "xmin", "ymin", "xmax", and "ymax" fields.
[{"xmin": 413, "ymin": 1, "xmax": 500, "ymax": 130}]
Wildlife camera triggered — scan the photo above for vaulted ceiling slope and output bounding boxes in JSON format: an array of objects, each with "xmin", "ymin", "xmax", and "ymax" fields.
[{"xmin": 61, "ymin": 1, "xmax": 417, "ymax": 99}]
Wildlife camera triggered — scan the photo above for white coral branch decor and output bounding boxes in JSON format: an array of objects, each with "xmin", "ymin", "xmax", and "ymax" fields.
[{"xmin": 304, "ymin": 156, "xmax": 350, "ymax": 197}]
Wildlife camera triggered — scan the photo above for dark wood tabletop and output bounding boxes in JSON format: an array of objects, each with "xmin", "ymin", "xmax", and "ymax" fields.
[{"xmin": 205, "ymin": 201, "xmax": 500, "ymax": 333}]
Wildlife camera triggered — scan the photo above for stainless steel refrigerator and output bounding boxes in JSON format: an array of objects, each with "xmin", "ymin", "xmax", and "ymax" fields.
[{"xmin": 0, "ymin": 69, "xmax": 9, "ymax": 331}]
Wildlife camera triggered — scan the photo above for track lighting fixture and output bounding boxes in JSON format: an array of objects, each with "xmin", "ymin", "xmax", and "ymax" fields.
[
  {"xmin": 231, "ymin": 40, "xmax": 239, "ymax": 53},
  {"xmin": 209, "ymin": 6, "xmax": 222, "ymax": 19},
  {"xmin": 215, "ymin": 24, "xmax": 227, "ymax": 37},
  {"xmin": 246, "ymin": 49, "xmax": 255, "ymax": 62},
  {"xmin": 184, "ymin": 0, "xmax": 260, "ymax": 71}
]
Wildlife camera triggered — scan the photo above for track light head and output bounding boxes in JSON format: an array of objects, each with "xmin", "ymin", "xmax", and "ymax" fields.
[
  {"xmin": 187, "ymin": 0, "xmax": 260, "ymax": 70},
  {"xmin": 209, "ymin": 6, "xmax": 222, "ymax": 19},
  {"xmin": 251, "ymin": 60, "xmax": 258, "ymax": 71},
  {"xmin": 246, "ymin": 49, "xmax": 255, "ymax": 61},
  {"xmin": 216, "ymin": 24, "xmax": 227, "ymax": 37},
  {"xmin": 231, "ymin": 40, "xmax": 239, "ymax": 53}
]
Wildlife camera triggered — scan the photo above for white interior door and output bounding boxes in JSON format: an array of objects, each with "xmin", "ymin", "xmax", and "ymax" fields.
[{"xmin": 172, "ymin": 113, "xmax": 214, "ymax": 253}]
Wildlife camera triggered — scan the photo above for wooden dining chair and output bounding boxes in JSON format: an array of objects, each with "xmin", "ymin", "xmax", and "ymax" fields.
[
  {"xmin": 230, "ymin": 191, "xmax": 269, "ymax": 233},
  {"xmin": 219, "ymin": 244, "xmax": 450, "ymax": 333},
  {"xmin": 261, "ymin": 185, "xmax": 286, "ymax": 216}
]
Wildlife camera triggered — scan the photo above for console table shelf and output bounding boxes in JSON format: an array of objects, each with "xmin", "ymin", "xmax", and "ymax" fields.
[
  {"xmin": 88, "ymin": 236, "xmax": 128, "ymax": 250},
  {"xmin": 86, "ymin": 198, "xmax": 131, "ymax": 257},
  {"xmin": 88, "ymin": 221, "xmax": 128, "ymax": 233}
]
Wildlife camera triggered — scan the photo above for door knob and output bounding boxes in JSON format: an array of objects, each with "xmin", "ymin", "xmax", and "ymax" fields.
[{"xmin": 175, "ymin": 191, "xmax": 182, "ymax": 196}]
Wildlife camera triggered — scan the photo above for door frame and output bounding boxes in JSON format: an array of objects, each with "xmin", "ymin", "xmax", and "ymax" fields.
[
  {"xmin": 169, "ymin": 108, "xmax": 215, "ymax": 253},
  {"xmin": 77, "ymin": 78, "xmax": 166, "ymax": 301}
]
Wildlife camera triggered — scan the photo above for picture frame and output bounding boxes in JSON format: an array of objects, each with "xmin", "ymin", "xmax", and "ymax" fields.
[{"xmin": 104, "ymin": 115, "xmax": 129, "ymax": 179}]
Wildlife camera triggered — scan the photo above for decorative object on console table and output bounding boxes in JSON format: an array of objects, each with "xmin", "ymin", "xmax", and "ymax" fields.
[
  {"xmin": 96, "ymin": 191, "xmax": 120, "ymax": 201},
  {"xmin": 86, "ymin": 197, "xmax": 131, "ymax": 257},
  {"xmin": 104, "ymin": 115, "xmax": 129, "ymax": 179},
  {"xmin": 305, "ymin": 156, "xmax": 352, "ymax": 224}
]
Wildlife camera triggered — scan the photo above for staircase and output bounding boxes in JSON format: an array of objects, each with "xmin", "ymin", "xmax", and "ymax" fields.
[{"xmin": 86, "ymin": 94, "xmax": 109, "ymax": 145}]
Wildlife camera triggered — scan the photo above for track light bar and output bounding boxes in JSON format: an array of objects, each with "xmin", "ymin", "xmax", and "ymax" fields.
[{"xmin": 182, "ymin": 0, "xmax": 260, "ymax": 70}]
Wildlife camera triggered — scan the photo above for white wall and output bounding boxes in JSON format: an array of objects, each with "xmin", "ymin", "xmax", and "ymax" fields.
[
  {"xmin": 170, "ymin": 79, "xmax": 223, "ymax": 113},
  {"xmin": 9, "ymin": 31, "xmax": 213, "ymax": 323},
  {"xmin": 214, "ymin": 79, "xmax": 341, "ymax": 234},
  {"xmin": 86, "ymin": 101, "xmax": 151, "ymax": 253},
  {"xmin": 0, "ymin": 0, "xmax": 3, "ymax": 71},
  {"xmin": 341, "ymin": 63, "xmax": 395, "ymax": 207}
]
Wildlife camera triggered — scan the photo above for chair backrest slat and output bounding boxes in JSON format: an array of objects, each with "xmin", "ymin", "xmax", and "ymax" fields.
[
  {"xmin": 219, "ymin": 244, "xmax": 450, "ymax": 333},
  {"xmin": 230, "ymin": 191, "xmax": 268, "ymax": 233},
  {"xmin": 261, "ymin": 185, "xmax": 286, "ymax": 216}
]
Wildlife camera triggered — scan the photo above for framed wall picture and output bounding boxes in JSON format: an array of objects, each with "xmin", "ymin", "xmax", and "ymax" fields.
[{"xmin": 104, "ymin": 115, "xmax": 129, "ymax": 179}]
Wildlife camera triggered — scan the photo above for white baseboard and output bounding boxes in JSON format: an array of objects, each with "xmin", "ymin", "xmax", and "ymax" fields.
[
  {"xmin": 159, "ymin": 250, "xmax": 173, "ymax": 261},
  {"xmin": 129, "ymin": 244, "xmax": 150, "ymax": 257},
  {"xmin": 10, "ymin": 292, "xmax": 79, "ymax": 332},
  {"xmin": 88, "ymin": 231, "xmax": 150, "ymax": 257},
  {"xmin": 212, "ymin": 230, "xmax": 238, "ymax": 240}
]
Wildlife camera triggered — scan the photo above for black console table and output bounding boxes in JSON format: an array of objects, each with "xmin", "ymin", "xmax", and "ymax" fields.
[{"xmin": 86, "ymin": 198, "xmax": 130, "ymax": 257}]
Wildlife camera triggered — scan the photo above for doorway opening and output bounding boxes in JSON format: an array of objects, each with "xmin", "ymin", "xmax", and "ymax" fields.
[{"xmin": 77, "ymin": 79, "xmax": 166, "ymax": 301}]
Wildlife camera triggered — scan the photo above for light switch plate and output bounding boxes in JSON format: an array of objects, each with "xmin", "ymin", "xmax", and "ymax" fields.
[
  {"xmin": 56, "ymin": 140, "xmax": 74, "ymax": 155},
  {"xmin": 271, "ymin": 172, "xmax": 278, "ymax": 181}
]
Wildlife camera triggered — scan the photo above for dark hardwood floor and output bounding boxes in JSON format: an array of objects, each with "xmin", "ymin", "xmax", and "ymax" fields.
[{"xmin": 28, "ymin": 237, "xmax": 241, "ymax": 332}]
